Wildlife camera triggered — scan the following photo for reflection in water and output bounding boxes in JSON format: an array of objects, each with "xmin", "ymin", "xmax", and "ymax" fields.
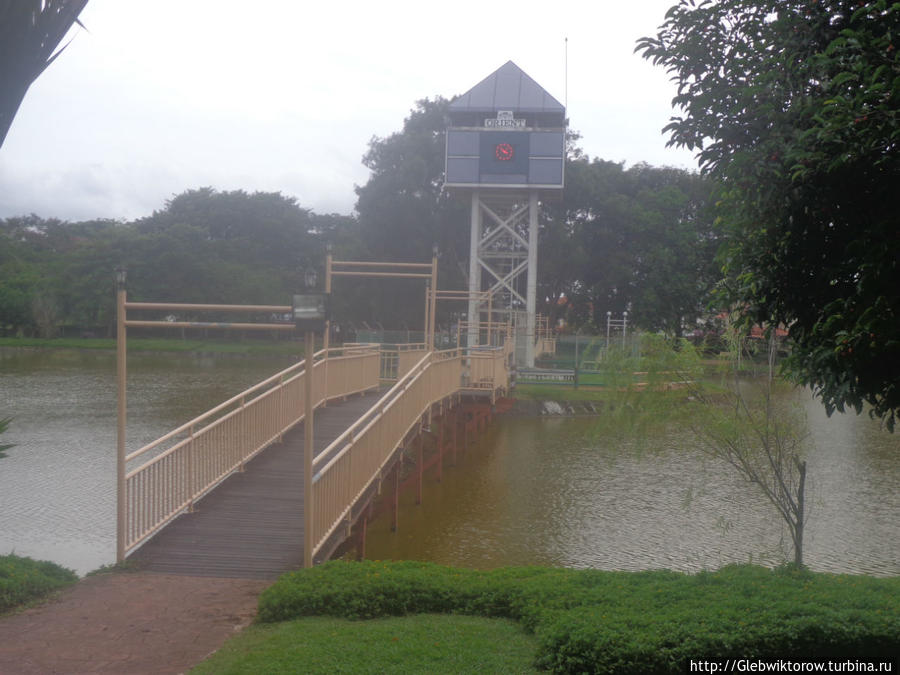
[
  {"xmin": 365, "ymin": 391, "xmax": 900, "ymax": 577},
  {"xmin": 0, "ymin": 348, "xmax": 294, "ymax": 574}
]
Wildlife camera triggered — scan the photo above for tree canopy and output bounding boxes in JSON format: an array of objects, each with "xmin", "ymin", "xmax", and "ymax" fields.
[
  {"xmin": 637, "ymin": 0, "xmax": 900, "ymax": 428},
  {"xmin": 545, "ymin": 158, "xmax": 717, "ymax": 336},
  {"xmin": 0, "ymin": 189, "xmax": 350, "ymax": 337}
]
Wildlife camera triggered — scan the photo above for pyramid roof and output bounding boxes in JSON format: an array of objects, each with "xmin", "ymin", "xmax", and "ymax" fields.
[{"xmin": 449, "ymin": 61, "xmax": 564, "ymax": 115}]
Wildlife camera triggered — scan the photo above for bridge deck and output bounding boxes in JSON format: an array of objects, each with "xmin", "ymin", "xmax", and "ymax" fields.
[{"xmin": 128, "ymin": 390, "xmax": 382, "ymax": 580}]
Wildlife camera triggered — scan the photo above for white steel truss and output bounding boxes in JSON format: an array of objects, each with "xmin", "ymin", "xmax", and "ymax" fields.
[{"xmin": 467, "ymin": 189, "xmax": 539, "ymax": 366}]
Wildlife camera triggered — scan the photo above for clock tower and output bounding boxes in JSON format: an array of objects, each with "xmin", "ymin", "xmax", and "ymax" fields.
[{"xmin": 444, "ymin": 61, "xmax": 565, "ymax": 366}]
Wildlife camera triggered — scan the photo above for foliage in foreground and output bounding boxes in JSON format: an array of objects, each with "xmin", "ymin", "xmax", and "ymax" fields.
[
  {"xmin": 638, "ymin": 0, "xmax": 900, "ymax": 429},
  {"xmin": 0, "ymin": 553, "xmax": 78, "ymax": 613},
  {"xmin": 193, "ymin": 613, "xmax": 539, "ymax": 675},
  {"xmin": 257, "ymin": 561, "xmax": 899, "ymax": 674},
  {"xmin": 0, "ymin": 0, "xmax": 88, "ymax": 149}
]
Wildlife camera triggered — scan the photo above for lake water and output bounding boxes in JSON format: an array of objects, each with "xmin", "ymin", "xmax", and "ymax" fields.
[
  {"xmin": 0, "ymin": 348, "xmax": 294, "ymax": 574},
  {"xmin": 364, "ymin": 391, "xmax": 900, "ymax": 577},
  {"xmin": 1, "ymin": 348, "xmax": 898, "ymax": 576}
]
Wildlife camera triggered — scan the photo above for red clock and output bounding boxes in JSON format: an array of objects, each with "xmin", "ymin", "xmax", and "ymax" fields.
[{"xmin": 495, "ymin": 142, "xmax": 514, "ymax": 161}]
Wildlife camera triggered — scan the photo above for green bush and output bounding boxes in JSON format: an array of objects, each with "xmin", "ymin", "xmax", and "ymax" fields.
[
  {"xmin": 0, "ymin": 553, "xmax": 78, "ymax": 613},
  {"xmin": 258, "ymin": 561, "xmax": 899, "ymax": 674}
]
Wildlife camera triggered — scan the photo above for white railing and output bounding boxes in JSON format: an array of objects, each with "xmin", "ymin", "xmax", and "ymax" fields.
[
  {"xmin": 123, "ymin": 344, "xmax": 380, "ymax": 554},
  {"xmin": 124, "ymin": 337, "xmax": 512, "ymax": 562},
  {"xmin": 309, "ymin": 347, "xmax": 464, "ymax": 561}
]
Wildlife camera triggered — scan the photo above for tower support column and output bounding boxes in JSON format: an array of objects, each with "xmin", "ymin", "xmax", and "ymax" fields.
[
  {"xmin": 467, "ymin": 189, "xmax": 481, "ymax": 350},
  {"xmin": 525, "ymin": 190, "xmax": 539, "ymax": 367}
]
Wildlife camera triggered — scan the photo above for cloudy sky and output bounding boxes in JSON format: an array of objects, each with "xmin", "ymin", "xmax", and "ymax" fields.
[{"xmin": 0, "ymin": 1, "xmax": 697, "ymax": 223}]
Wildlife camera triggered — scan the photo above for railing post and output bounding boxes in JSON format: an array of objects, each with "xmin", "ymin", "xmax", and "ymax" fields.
[
  {"xmin": 238, "ymin": 395, "xmax": 247, "ymax": 472},
  {"xmin": 187, "ymin": 423, "xmax": 195, "ymax": 512},
  {"xmin": 303, "ymin": 331, "xmax": 315, "ymax": 568},
  {"xmin": 115, "ymin": 267, "xmax": 127, "ymax": 563}
]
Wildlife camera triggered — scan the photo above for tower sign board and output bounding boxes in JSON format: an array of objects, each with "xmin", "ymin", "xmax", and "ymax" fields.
[
  {"xmin": 444, "ymin": 61, "xmax": 565, "ymax": 367},
  {"xmin": 445, "ymin": 61, "xmax": 565, "ymax": 191}
]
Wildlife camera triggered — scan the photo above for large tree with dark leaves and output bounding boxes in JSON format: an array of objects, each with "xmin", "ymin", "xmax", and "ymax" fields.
[
  {"xmin": 638, "ymin": 0, "xmax": 900, "ymax": 428},
  {"xmin": 353, "ymin": 98, "xmax": 468, "ymax": 329},
  {"xmin": 0, "ymin": 0, "xmax": 88, "ymax": 148}
]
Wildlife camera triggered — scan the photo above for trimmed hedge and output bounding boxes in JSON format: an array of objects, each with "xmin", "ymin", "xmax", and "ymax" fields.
[
  {"xmin": 258, "ymin": 561, "xmax": 899, "ymax": 674},
  {"xmin": 0, "ymin": 554, "xmax": 78, "ymax": 613}
]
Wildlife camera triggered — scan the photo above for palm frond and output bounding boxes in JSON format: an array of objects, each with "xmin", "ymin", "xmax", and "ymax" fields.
[{"xmin": 0, "ymin": 0, "xmax": 89, "ymax": 148}]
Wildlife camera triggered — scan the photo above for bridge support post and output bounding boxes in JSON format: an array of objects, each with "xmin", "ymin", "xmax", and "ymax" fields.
[
  {"xmin": 463, "ymin": 411, "xmax": 469, "ymax": 449},
  {"xmin": 356, "ymin": 502, "xmax": 372, "ymax": 561},
  {"xmin": 391, "ymin": 460, "xmax": 400, "ymax": 532},
  {"xmin": 437, "ymin": 414, "xmax": 444, "ymax": 483},
  {"xmin": 451, "ymin": 407, "xmax": 458, "ymax": 467},
  {"xmin": 415, "ymin": 433, "xmax": 424, "ymax": 505}
]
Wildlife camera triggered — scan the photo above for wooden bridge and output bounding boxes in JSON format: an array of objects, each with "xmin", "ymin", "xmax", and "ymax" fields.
[{"xmin": 123, "ymin": 340, "xmax": 515, "ymax": 579}]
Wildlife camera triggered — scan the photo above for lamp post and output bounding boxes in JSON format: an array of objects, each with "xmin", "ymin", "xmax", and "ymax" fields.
[
  {"xmin": 115, "ymin": 266, "xmax": 127, "ymax": 563},
  {"xmin": 606, "ymin": 310, "xmax": 612, "ymax": 355},
  {"xmin": 294, "ymin": 268, "xmax": 328, "ymax": 567},
  {"xmin": 430, "ymin": 244, "xmax": 438, "ymax": 349}
]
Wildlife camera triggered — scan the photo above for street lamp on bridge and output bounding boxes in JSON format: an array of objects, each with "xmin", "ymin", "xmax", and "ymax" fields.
[{"xmin": 294, "ymin": 268, "xmax": 329, "ymax": 567}]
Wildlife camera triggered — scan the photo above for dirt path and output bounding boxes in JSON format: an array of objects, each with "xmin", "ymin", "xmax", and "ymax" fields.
[{"xmin": 0, "ymin": 572, "xmax": 269, "ymax": 674}]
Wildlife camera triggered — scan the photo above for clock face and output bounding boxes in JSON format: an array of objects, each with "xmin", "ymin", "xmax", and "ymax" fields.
[{"xmin": 495, "ymin": 142, "xmax": 514, "ymax": 161}]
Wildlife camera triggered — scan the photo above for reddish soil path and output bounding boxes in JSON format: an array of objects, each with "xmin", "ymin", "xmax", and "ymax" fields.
[{"xmin": 0, "ymin": 572, "xmax": 268, "ymax": 674}]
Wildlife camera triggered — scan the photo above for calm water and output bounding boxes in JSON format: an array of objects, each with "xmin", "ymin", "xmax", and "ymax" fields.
[
  {"xmin": 2, "ymin": 348, "xmax": 898, "ymax": 577},
  {"xmin": 365, "ymin": 393, "xmax": 900, "ymax": 577},
  {"xmin": 0, "ymin": 348, "xmax": 294, "ymax": 574}
]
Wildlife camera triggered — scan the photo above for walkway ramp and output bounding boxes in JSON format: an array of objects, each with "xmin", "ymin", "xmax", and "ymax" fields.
[
  {"xmin": 130, "ymin": 391, "xmax": 381, "ymax": 579},
  {"xmin": 122, "ymin": 340, "xmax": 514, "ymax": 577}
]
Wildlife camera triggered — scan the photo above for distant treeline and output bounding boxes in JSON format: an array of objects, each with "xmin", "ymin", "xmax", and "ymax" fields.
[{"xmin": 1, "ymin": 100, "xmax": 721, "ymax": 340}]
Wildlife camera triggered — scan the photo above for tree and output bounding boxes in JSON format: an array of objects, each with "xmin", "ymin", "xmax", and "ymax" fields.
[
  {"xmin": 0, "ymin": 191, "xmax": 348, "ymax": 334},
  {"xmin": 690, "ymin": 331, "xmax": 809, "ymax": 568},
  {"xmin": 0, "ymin": 0, "xmax": 88, "ymax": 148},
  {"xmin": 637, "ymin": 0, "xmax": 900, "ymax": 429},
  {"xmin": 598, "ymin": 332, "xmax": 810, "ymax": 568},
  {"xmin": 353, "ymin": 98, "xmax": 469, "ymax": 328},
  {"xmin": 133, "ymin": 188, "xmax": 327, "ymax": 304},
  {"xmin": 542, "ymin": 158, "xmax": 717, "ymax": 335}
]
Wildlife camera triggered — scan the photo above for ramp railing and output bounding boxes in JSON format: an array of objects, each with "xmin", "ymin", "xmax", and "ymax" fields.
[
  {"xmin": 309, "ymin": 348, "xmax": 462, "ymax": 561},
  {"xmin": 123, "ymin": 344, "xmax": 380, "ymax": 555},
  {"xmin": 124, "ymin": 334, "xmax": 511, "ymax": 562}
]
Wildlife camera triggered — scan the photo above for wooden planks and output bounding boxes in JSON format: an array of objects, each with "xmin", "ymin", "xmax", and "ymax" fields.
[{"xmin": 129, "ymin": 392, "xmax": 381, "ymax": 579}]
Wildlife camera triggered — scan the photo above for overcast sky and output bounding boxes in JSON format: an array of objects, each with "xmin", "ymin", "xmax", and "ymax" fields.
[{"xmin": 0, "ymin": 1, "xmax": 697, "ymax": 223}]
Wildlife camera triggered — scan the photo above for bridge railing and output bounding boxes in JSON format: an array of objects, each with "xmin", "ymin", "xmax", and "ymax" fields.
[
  {"xmin": 465, "ymin": 345, "xmax": 510, "ymax": 397},
  {"xmin": 376, "ymin": 343, "xmax": 430, "ymax": 381},
  {"xmin": 310, "ymin": 347, "xmax": 464, "ymax": 561},
  {"xmin": 124, "ymin": 344, "xmax": 380, "ymax": 555},
  {"xmin": 536, "ymin": 337, "xmax": 557, "ymax": 357}
]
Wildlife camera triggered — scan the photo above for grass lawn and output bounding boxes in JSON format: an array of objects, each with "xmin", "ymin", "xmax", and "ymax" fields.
[{"xmin": 191, "ymin": 614, "xmax": 539, "ymax": 674}]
